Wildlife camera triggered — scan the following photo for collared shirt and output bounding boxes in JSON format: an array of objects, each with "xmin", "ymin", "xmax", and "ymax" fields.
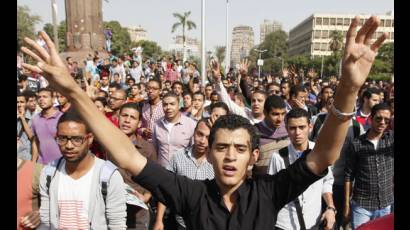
[
  {"xmin": 17, "ymin": 111, "xmax": 33, "ymax": 161},
  {"xmin": 141, "ymin": 100, "xmax": 164, "ymax": 135},
  {"xmin": 132, "ymin": 155, "xmax": 328, "ymax": 230},
  {"xmin": 345, "ymin": 131, "xmax": 394, "ymax": 211},
  {"xmin": 152, "ymin": 114, "xmax": 196, "ymax": 167},
  {"xmin": 267, "ymin": 141, "xmax": 334, "ymax": 229},
  {"xmin": 165, "ymin": 69, "xmax": 179, "ymax": 83},
  {"xmin": 166, "ymin": 146, "xmax": 214, "ymax": 180},
  {"xmin": 31, "ymin": 109, "xmax": 63, "ymax": 164}
]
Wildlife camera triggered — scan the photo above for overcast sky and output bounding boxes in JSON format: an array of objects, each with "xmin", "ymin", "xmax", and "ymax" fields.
[{"xmin": 17, "ymin": 0, "xmax": 393, "ymax": 52}]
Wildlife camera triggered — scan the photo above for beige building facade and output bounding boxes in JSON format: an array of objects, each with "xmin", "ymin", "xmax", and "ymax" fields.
[{"xmin": 230, "ymin": 25, "xmax": 254, "ymax": 66}]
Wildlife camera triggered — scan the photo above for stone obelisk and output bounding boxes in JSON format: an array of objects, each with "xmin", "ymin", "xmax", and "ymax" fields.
[{"xmin": 60, "ymin": 0, "xmax": 107, "ymax": 66}]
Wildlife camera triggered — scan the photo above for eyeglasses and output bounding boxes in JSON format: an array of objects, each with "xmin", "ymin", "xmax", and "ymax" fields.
[
  {"xmin": 109, "ymin": 96, "xmax": 125, "ymax": 101},
  {"xmin": 56, "ymin": 135, "xmax": 88, "ymax": 146},
  {"xmin": 374, "ymin": 116, "xmax": 391, "ymax": 124}
]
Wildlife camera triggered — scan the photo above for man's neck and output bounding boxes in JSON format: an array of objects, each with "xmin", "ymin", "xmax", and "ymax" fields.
[
  {"xmin": 217, "ymin": 179, "xmax": 244, "ymax": 213},
  {"xmin": 253, "ymin": 112, "xmax": 264, "ymax": 121},
  {"xmin": 361, "ymin": 106, "xmax": 371, "ymax": 116},
  {"xmin": 150, "ymin": 98, "xmax": 160, "ymax": 105},
  {"xmin": 41, "ymin": 106, "xmax": 57, "ymax": 118},
  {"xmin": 293, "ymin": 141, "xmax": 309, "ymax": 152},
  {"xmin": 367, "ymin": 129, "xmax": 383, "ymax": 141},
  {"xmin": 65, "ymin": 153, "xmax": 95, "ymax": 179},
  {"xmin": 166, "ymin": 113, "xmax": 181, "ymax": 124},
  {"xmin": 192, "ymin": 145, "xmax": 207, "ymax": 162}
]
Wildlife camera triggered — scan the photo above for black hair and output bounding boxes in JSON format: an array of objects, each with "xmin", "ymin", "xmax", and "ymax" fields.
[
  {"xmin": 289, "ymin": 85, "xmax": 306, "ymax": 98},
  {"xmin": 195, "ymin": 118, "xmax": 211, "ymax": 131},
  {"xmin": 320, "ymin": 85, "xmax": 333, "ymax": 94},
  {"xmin": 209, "ymin": 114, "xmax": 259, "ymax": 151},
  {"xmin": 18, "ymin": 74, "xmax": 28, "ymax": 82},
  {"xmin": 267, "ymin": 82, "xmax": 280, "ymax": 88},
  {"xmin": 22, "ymin": 90, "xmax": 37, "ymax": 101},
  {"xmin": 264, "ymin": 95, "xmax": 286, "ymax": 113},
  {"xmin": 370, "ymin": 103, "xmax": 391, "ymax": 117},
  {"xmin": 234, "ymin": 92, "xmax": 246, "ymax": 104},
  {"xmin": 148, "ymin": 78, "xmax": 162, "ymax": 89},
  {"xmin": 210, "ymin": 91, "xmax": 219, "ymax": 97},
  {"xmin": 285, "ymin": 108, "xmax": 311, "ymax": 125},
  {"xmin": 162, "ymin": 92, "xmax": 180, "ymax": 102},
  {"xmin": 193, "ymin": 91, "xmax": 205, "ymax": 100},
  {"xmin": 109, "ymin": 82, "xmax": 122, "ymax": 90},
  {"xmin": 57, "ymin": 108, "xmax": 91, "ymax": 133},
  {"xmin": 94, "ymin": 97, "xmax": 107, "ymax": 107},
  {"xmin": 38, "ymin": 87, "xmax": 54, "ymax": 96},
  {"xmin": 172, "ymin": 81, "xmax": 184, "ymax": 89},
  {"xmin": 98, "ymin": 90, "xmax": 109, "ymax": 98},
  {"xmin": 119, "ymin": 102, "xmax": 141, "ymax": 115},
  {"xmin": 362, "ymin": 87, "xmax": 381, "ymax": 100},
  {"xmin": 182, "ymin": 91, "xmax": 193, "ymax": 98},
  {"xmin": 210, "ymin": 101, "xmax": 229, "ymax": 114},
  {"xmin": 252, "ymin": 90, "xmax": 267, "ymax": 98}
]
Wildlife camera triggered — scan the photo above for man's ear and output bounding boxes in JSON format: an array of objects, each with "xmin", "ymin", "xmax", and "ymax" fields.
[
  {"xmin": 308, "ymin": 122, "xmax": 313, "ymax": 133},
  {"xmin": 87, "ymin": 133, "xmax": 94, "ymax": 147},
  {"xmin": 249, "ymin": 148, "xmax": 260, "ymax": 166}
]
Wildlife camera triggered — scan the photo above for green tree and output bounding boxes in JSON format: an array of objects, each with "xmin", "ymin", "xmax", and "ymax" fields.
[
  {"xmin": 376, "ymin": 42, "xmax": 394, "ymax": 72},
  {"xmin": 171, "ymin": 11, "xmax": 197, "ymax": 62},
  {"xmin": 17, "ymin": 5, "xmax": 41, "ymax": 50},
  {"xmin": 329, "ymin": 30, "xmax": 344, "ymax": 55},
  {"xmin": 248, "ymin": 30, "xmax": 288, "ymax": 74},
  {"xmin": 215, "ymin": 46, "xmax": 226, "ymax": 64},
  {"xmin": 103, "ymin": 21, "xmax": 131, "ymax": 55},
  {"xmin": 131, "ymin": 40, "xmax": 163, "ymax": 61},
  {"xmin": 43, "ymin": 21, "xmax": 67, "ymax": 52}
]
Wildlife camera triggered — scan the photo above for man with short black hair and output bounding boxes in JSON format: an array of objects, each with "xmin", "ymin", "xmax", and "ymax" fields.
[
  {"xmin": 344, "ymin": 103, "xmax": 393, "ymax": 229},
  {"xmin": 31, "ymin": 87, "xmax": 63, "ymax": 164},
  {"xmin": 289, "ymin": 85, "xmax": 318, "ymax": 117},
  {"xmin": 106, "ymin": 88, "xmax": 127, "ymax": 126},
  {"xmin": 268, "ymin": 108, "xmax": 336, "ymax": 230},
  {"xmin": 22, "ymin": 90, "xmax": 41, "ymax": 116},
  {"xmin": 56, "ymin": 92, "xmax": 72, "ymax": 113},
  {"xmin": 38, "ymin": 110, "xmax": 127, "ymax": 229},
  {"xmin": 17, "ymin": 92, "xmax": 34, "ymax": 161},
  {"xmin": 22, "ymin": 18, "xmax": 385, "ymax": 229},
  {"xmin": 140, "ymin": 79, "xmax": 164, "ymax": 141},
  {"xmin": 356, "ymin": 87, "xmax": 381, "ymax": 130}
]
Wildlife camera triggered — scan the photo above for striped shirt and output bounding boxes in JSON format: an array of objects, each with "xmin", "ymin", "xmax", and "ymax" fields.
[
  {"xmin": 166, "ymin": 146, "xmax": 214, "ymax": 180},
  {"xmin": 345, "ymin": 130, "xmax": 394, "ymax": 211},
  {"xmin": 141, "ymin": 101, "xmax": 164, "ymax": 133}
]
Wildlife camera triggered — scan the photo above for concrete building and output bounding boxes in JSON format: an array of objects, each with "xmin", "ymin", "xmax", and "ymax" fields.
[
  {"xmin": 230, "ymin": 25, "xmax": 254, "ymax": 67},
  {"xmin": 127, "ymin": 25, "xmax": 148, "ymax": 43},
  {"xmin": 288, "ymin": 12, "xmax": 394, "ymax": 57},
  {"xmin": 168, "ymin": 35, "xmax": 201, "ymax": 58},
  {"xmin": 260, "ymin": 19, "xmax": 283, "ymax": 44}
]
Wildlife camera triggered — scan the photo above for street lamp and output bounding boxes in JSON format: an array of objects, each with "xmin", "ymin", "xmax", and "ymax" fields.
[
  {"xmin": 254, "ymin": 49, "xmax": 267, "ymax": 80},
  {"xmin": 278, "ymin": 56, "xmax": 284, "ymax": 72},
  {"xmin": 225, "ymin": 0, "xmax": 230, "ymax": 74}
]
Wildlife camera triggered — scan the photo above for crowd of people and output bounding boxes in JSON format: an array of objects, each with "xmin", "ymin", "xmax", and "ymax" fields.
[{"xmin": 17, "ymin": 16, "xmax": 393, "ymax": 230}]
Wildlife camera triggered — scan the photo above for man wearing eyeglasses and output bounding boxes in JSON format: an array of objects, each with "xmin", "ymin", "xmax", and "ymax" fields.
[
  {"xmin": 106, "ymin": 89, "xmax": 127, "ymax": 127},
  {"xmin": 344, "ymin": 103, "xmax": 393, "ymax": 229},
  {"xmin": 37, "ymin": 110, "xmax": 127, "ymax": 229}
]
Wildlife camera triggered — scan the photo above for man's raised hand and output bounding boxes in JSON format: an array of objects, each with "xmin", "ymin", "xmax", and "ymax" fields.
[
  {"xmin": 341, "ymin": 16, "xmax": 386, "ymax": 90},
  {"xmin": 239, "ymin": 58, "xmax": 250, "ymax": 76},
  {"xmin": 209, "ymin": 59, "xmax": 221, "ymax": 82},
  {"xmin": 21, "ymin": 31, "xmax": 77, "ymax": 95}
]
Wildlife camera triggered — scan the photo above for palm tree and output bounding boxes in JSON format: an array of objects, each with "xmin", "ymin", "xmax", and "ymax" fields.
[
  {"xmin": 171, "ymin": 11, "xmax": 197, "ymax": 62},
  {"xmin": 329, "ymin": 30, "xmax": 344, "ymax": 55},
  {"xmin": 215, "ymin": 46, "xmax": 226, "ymax": 63}
]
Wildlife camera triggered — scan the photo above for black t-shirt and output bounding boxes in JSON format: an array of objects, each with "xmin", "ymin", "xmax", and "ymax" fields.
[{"xmin": 133, "ymin": 155, "xmax": 327, "ymax": 230}]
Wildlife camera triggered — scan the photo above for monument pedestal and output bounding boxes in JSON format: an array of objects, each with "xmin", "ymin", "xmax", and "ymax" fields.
[{"xmin": 59, "ymin": 50, "xmax": 109, "ymax": 68}]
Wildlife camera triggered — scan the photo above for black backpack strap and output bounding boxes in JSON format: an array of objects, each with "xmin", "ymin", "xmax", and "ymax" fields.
[
  {"xmin": 278, "ymin": 146, "xmax": 307, "ymax": 230},
  {"xmin": 46, "ymin": 157, "xmax": 64, "ymax": 195},
  {"xmin": 311, "ymin": 114, "xmax": 327, "ymax": 141},
  {"xmin": 352, "ymin": 118, "xmax": 360, "ymax": 139}
]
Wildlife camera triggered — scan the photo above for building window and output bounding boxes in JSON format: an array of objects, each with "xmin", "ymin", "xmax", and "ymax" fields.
[
  {"xmin": 392, "ymin": 20, "xmax": 394, "ymax": 27},
  {"xmin": 313, "ymin": 43, "xmax": 320, "ymax": 51},
  {"xmin": 330, "ymin": 18, "xmax": 336, "ymax": 26},
  {"xmin": 314, "ymin": 30, "xmax": 321, "ymax": 39},
  {"xmin": 321, "ymin": 43, "xmax": 328, "ymax": 51},
  {"xmin": 359, "ymin": 18, "xmax": 365, "ymax": 26},
  {"xmin": 344, "ymin": 18, "xmax": 351, "ymax": 26},
  {"xmin": 380, "ymin": 19, "xmax": 385, "ymax": 27},
  {"xmin": 337, "ymin": 18, "xmax": 343, "ymax": 26},
  {"xmin": 316, "ymin": 17, "xmax": 322, "ymax": 26},
  {"xmin": 386, "ymin": 19, "xmax": 392, "ymax": 27},
  {"xmin": 391, "ymin": 32, "xmax": 394, "ymax": 40},
  {"xmin": 322, "ymin": 30, "xmax": 329, "ymax": 39},
  {"xmin": 323, "ymin": 18, "xmax": 329, "ymax": 25}
]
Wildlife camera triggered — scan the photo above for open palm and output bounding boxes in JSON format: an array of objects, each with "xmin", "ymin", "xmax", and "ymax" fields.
[{"xmin": 342, "ymin": 16, "xmax": 386, "ymax": 89}]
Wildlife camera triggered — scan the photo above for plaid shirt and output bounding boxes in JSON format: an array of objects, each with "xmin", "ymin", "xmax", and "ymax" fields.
[
  {"xmin": 345, "ymin": 130, "xmax": 394, "ymax": 211},
  {"xmin": 166, "ymin": 146, "xmax": 214, "ymax": 180},
  {"xmin": 141, "ymin": 101, "xmax": 164, "ymax": 132}
]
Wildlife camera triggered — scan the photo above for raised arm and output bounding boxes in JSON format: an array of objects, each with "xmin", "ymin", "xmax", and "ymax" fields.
[
  {"xmin": 306, "ymin": 16, "xmax": 387, "ymax": 174},
  {"xmin": 21, "ymin": 31, "xmax": 147, "ymax": 176}
]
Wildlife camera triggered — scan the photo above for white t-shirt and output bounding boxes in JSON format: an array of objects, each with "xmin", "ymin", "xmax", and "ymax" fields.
[
  {"xmin": 58, "ymin": 160, "xmax": 96, "ymax": 229},
  {"xmin": 368, "ymin": 138, "xmax": 379, "ymax": 150}
]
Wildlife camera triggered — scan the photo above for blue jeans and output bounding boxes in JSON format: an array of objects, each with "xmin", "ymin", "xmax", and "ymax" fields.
[{"xmin": 351, "ymin": 200, "xmax": 391, "ymax": 229}]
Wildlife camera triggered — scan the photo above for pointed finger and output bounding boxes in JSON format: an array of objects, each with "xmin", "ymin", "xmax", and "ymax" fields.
[
  {"xmin": 40, "ymin": 31, "xmax": 59, "ymax": 59},
  {"xmin": 364, "ymin": 17, "xmax": 380, "ymax": 46},
  {"xmin": 355, "ymin": 16, "xmax": 375, "ymax": 44},
  {"xmin": 21, "ymin": 47, "xmax": 44, "ymax": 63},
  {"xmin": 371, "ymin": 32, "xmax": 387, "ymax": 52},
  {"xmin": 22, "ymin": 63, "xmax": 44, "ymax": 74},
  {"xmin": 23, "ymin": 37, "xmax": 50, "ymax": 62},
  {"xmin": 346, "ymin": 17, "xmax": 359, "ymax": 48}
]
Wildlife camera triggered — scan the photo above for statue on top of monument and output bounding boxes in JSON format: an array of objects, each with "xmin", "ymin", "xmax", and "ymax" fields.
[{"xmin": 104, "ymin": 27, "xmax": 113, "ymax": 52}]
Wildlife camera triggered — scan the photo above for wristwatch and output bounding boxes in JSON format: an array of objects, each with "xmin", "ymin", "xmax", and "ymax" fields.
[
  {"xmin": 326, "ymin": 206, "xmax": 337, "ymax": 214},
  {"xmin": 329, "ymin": 102, "xmax": 356, "ymax": 121}
]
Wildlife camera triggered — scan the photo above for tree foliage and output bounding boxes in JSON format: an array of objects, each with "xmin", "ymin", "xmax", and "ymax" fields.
[
  {"xmin": 17, "ymin": 5, "xmax": 41, "ymax": 50},
  {"xmin": 215, "ymin": 46, "xmax": 226, "ymax": 64},
  {"xmin": 43, "ymin": 21, "xmax": 67, "ymax": 52},
  {"xmin": 171, "ymin": 11, "xmax": 197, "ymax": 61},
  {"xmin": 131, "ymin": 40, "xmax": 163, "ymax": 61},
  {"xmin": 103, "ymin": 21, "xmax": 131, "ymax": 55}
]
